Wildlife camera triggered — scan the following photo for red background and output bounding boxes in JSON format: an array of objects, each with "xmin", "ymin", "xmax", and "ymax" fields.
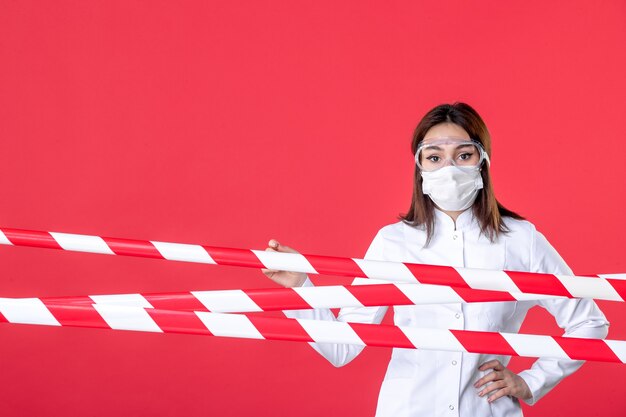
[{"xmin": 1, "ymin": 1, "xmax": 625, "ymax": 416}]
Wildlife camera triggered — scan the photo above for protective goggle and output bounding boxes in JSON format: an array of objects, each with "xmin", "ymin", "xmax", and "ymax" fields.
[{"xmin": 414, "ymin": 138, "xmax": 490, "ymax": 172}]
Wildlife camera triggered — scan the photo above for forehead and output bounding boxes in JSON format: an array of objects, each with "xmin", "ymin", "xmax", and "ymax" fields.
[{"xmin": 423, "ymin": 123, "xmax": 470, "ymax": 144}]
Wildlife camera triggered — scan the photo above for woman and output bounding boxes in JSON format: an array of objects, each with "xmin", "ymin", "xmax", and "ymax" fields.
[{"xmin": 262, "ymin": 102, "xmax": 608, "ymax": 417}]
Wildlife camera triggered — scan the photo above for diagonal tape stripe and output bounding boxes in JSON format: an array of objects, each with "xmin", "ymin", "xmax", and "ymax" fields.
[
  {"xmin": 146, "ymin": 308, "xmax": 211, "ymax": 335},
  {"xmin": 397, "ymin": 283, "xmax": 465, "ymax": 304},
  {"xmin": 350, "ymin": 321, "xmax": 414, "ymax": 348},
  {"xmin": 49, "ymin": 232, "xmax": 115, "ymax": 255},
  {"xmin": 505, "ymin": 271, "xmax": 573, "ymax": 297},
  {"xmin": 456, "ymin": 268, "xmax": 521, "ymax": 293},
  {"xmin": 406, "ymin": 264, "xmax": 471, "ymax": 288},
  {"xmin": 296, "ymin": 318, "xmax": 365, "ymax": 345},
  {"xmin": 92, "ymin": 304, "xmax": 162, "ymax": 332},
  {"xmin": 346, "ymin": 283, "xmax": 414, "ymax": 307},
  {"xmin": 144, "ymin": 293, "xmax": 207, "ymax": 312},
  {"xmin": 2, "ymin": 229, "xmax": 62, "ymax": 249},
  {"xmin": 450, "ymin": 329, "xmax": 517, "ymax": 356},
  {"xmin": 90, "ymin": 294, "xmax": 153, "ymax": 308},
  {"xmin": 192, "ymin": 290, "xmax": 263, "ymax": 313},
  {"xmin": 452, "ymin": 287, "xmax": 517, "ymax": 302},
  {"xmin": 103, "ymin": 237, "xmax": 163, "ymax": 258},
  {"xmin": 195, "ymin": 312, "xmax": 265, "ymax": 339},
  {"xmin": 293, "ymin": 286, "xmax": 363, "ymax": 309},
  {"xmin": 0, "ymin": 298, "xmax": 61, "ymax": 326},
  {"xmin": 400, "ymin": 327, "xmax": 466, "ymax": 351},
  {"xmin": 557, "ymin": 275, "xmax": 623, "ymax": 301},
  {"xmin": 43, "ymin": 299, "xmax": 110, "ymax": 328},
  {"xmin": 600, "ymin": 274, "xmax": 626, "ymax": 280},
  {"xmin": 500, "ymin": 333, "xmax": 567, "ymax": 359},
  {"xmin": 151, "ymin": 241, "xmax": 215, "ymax": 264},
  {"xmin": 0, "ymin": 230, "xmax": 12, "ymax": 245},
  {"xmin": 605, "ymin": 340, "xmax": 626, "ymax": 362},
  {"xmin": 353, "ymin": 258, "xmax": 416, "ymax": 283},
  {"xmin": 606, "ymin": 279, "xmax": 626, "ymax": 302},
  {"xmin": 554, "ymin": 337, "xmax": 622, "ymax": 362},
  {"xmin": 248, "ymin": 315, "xmax": 313, "ymax": 343},
  {"xmin": 203, "ymin": 246, "xmax": 265, "ymax": 268},
  {"xmin": 244, "ymin": 288, "xmax": 311, "ymax": 311},
  {"xmin": 306, "ymin": 255, "xmax": 364, "ymax": 277},
  {"xmin": 252, "ymin": 251, "xmax": 318, "ymax": 274}
]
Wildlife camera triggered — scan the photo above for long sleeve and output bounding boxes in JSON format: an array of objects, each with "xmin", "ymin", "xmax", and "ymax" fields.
[
  {"xmin": 517, "ymin": 226, "xmax": 609, "ymax": 405},
  {"xmin": 282, "ymin": 229, "xmax": 389, "ymax": 367}
]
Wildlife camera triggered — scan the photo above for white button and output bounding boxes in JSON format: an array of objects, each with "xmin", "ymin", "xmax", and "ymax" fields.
[
  {"xmin": 449, "ymin": 405, "xmax": 455, "ymax": 410},
  {"xmin": 452, "ymin": 234, "xmax": 458, "ymax": 240},
  {"xmin": 455, "ymin": 313, "xmax": 461, "ymax": 319},
  {"xmin": 452, "ymin": 360, "xmax": 457, "ymax": 365}
]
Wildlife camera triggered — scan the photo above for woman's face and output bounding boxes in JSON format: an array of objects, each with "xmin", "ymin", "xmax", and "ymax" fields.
[{"xmin": 417, "ymin": 123, "xmax": 482, "ymax": 172}]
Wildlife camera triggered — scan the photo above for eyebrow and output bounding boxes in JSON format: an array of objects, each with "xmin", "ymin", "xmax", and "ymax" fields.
[{"xmin": 423, "ymin": 144, "xmax": 475, "ymax": 151}]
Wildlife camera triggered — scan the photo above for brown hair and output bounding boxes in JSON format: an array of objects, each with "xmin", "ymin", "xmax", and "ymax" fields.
[{"xmin": 399, "ymin": 102, "xmax": 523, "ymax": 244}]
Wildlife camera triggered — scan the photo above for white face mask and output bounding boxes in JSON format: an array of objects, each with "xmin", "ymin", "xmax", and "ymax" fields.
[{"xmin": 421, "ymin": 165, "xmax": 483, "ymax": 211}]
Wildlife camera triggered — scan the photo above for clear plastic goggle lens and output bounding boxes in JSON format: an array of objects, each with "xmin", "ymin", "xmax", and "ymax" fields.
[{"xmin": 415, "ymin": 139, "xmax": 489, "ymax": 172}]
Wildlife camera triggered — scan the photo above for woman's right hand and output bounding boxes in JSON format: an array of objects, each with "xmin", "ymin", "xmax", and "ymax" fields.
[{"xmin": 261, "ymin": 239, "xmax": 308, "ymax": 288}]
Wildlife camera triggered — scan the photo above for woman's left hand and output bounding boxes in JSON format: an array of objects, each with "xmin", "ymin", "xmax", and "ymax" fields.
[{"xmin": 474, "ymin": 360, "xmax": 532, "ymax": 403}]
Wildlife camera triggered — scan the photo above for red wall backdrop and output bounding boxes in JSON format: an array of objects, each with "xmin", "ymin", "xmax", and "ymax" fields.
[{"xmin": 1, "ymin": 1, "xmax": 625, "ymax": 416}]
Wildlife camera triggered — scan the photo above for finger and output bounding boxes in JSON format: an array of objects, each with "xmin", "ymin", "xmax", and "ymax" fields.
[
  {"xmin": 268, "ymin": 240, "xmax": 280, "ymax": 249},
  {"xmin": 474, "ymin": 371, "xmax": 502, "ymax": 388},
  {"xmin": 479, "ymin": 380, "xmax": 506, "ymax": 397},
  {"xmin": 276, "ymin": 243, "xmax": 298, "ymax": 254},
  {"xmin": 268, "ymin": 240, "xmax": 299, "ymax": 254},
  {"xmin": 488, "ymin": 386, "xmax": 511, "ymax": 403},
  {"xmin": 478, "ymin": 360, "xmax": 503, "ymax": 372}
]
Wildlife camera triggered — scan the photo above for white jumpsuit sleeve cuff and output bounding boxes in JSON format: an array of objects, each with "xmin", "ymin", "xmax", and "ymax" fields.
[{"xmin": 517, "ymin": 369, "xmax": 548, "ymax": 405}]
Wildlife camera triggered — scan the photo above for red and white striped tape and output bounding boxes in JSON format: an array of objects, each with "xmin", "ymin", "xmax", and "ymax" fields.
[
  {"xmin": 0, "ymin": 299, "xmax": 622, "ymax": 363},
  {"xmin": 1, "ymin": 227, "xmax": 625, "ymax": 301},
  {"xmin": 27, "ymin": 283, "xmax": 558, "ymax": 314}
]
